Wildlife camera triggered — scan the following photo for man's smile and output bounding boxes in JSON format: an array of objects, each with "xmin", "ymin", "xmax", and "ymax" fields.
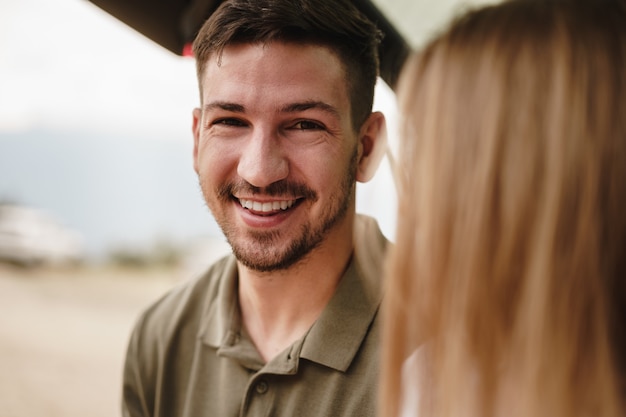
[{"xmin": 238, "ymin": 198, "xmax": 297, "ymax": 214}]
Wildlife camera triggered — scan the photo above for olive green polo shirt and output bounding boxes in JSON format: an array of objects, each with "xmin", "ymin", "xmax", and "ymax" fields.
[{"xmin": 122, "ymin": 215, "xmax": 388, "ymax": 417}]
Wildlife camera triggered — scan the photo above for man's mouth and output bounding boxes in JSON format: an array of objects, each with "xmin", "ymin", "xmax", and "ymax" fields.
[{"xmin": 238, "ymin": 198, "xmax": 297, "ymax": 213}]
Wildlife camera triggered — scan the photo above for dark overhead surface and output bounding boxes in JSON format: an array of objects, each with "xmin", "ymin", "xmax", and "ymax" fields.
[{"xmin": 87, "ymin": 0, "xmax": 410, "ymax": 89}]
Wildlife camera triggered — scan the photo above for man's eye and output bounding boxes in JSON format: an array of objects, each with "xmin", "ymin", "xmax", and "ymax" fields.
[
  {"xmin": 292, "ymin": 120, "xmax": 324, "ymax": 130},
  {"xmin": 213, "ymin": 118, "xmax": 246, "ymax": 127}
]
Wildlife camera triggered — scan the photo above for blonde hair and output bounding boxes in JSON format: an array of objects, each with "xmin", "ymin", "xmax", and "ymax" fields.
[{"xmin": 381, "ymin": 1, "xmax": 626, "ymax": 416}]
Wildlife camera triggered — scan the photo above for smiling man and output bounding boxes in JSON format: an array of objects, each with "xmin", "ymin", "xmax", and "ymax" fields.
[{"xmin": 122, "ymin": 1, "xmax": 389, "ymax": 416}]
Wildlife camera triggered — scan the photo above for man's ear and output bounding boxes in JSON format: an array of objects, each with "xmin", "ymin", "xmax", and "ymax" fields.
[
  {"xmin": 356, "ymin": 111, "xmax": 387, "ymax": 183},
  {"xmin": 192, "ymin": 108, "xmax": 202, "ymax": 174}
]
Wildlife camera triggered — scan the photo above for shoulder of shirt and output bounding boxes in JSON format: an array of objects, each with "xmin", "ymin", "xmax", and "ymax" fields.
[{"xmin": 130, "ymin": 254, "xmax": 236, "ymax": 344}]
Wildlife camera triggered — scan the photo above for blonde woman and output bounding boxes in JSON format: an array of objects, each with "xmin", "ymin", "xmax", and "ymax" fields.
[{"xmin": 381, "ymin": 1, "xmax": 626, "ymax": 416}]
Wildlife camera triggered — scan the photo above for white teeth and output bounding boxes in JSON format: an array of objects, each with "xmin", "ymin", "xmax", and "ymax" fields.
[{"xmin": 239, "ymin": 198, "xmax": 296, "ymax": 213}]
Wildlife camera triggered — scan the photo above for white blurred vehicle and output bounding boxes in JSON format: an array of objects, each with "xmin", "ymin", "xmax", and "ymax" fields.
[{"xmin": 0, "ymin": 204, "xmax": 84, "ymax": 267}]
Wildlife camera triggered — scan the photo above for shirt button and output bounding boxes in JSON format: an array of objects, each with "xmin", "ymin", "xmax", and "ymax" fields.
[{"xmin": 255, "ymin": 380, "xmax": 269, "ymax": 394}]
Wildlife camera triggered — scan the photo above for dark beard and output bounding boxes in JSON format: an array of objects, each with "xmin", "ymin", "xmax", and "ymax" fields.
[{"xmin": 216, "ymin": 146, "xmax": 358, "ymax": 272}]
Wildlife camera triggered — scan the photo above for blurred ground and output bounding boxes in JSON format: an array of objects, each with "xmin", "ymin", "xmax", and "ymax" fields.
[{"xmin": 0, "ymin": 263, "xmax": 186, "ymax": 417}]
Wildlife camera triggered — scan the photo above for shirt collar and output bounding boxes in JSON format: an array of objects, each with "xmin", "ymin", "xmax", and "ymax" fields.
[
  {"xmin": 299, "ymin": 214, "xmax": 388, "ymax": 371},
  {"xmin": 200, "ymin": 214, "xmax": 388, "ymax": 372},
  {"xmin": 200, "ymin": 256, "xmax": 239, "ymax": 348}
]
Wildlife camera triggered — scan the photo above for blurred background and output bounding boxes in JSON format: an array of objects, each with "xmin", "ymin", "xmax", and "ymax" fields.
[{"xmin": 0, "ymin": 0, "xmax": 494, "ymax": 415}]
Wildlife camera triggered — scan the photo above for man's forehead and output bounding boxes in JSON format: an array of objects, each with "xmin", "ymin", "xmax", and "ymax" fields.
[
  {"xmin": 200, "ymin": 42, "xmax": 350, "ymax": 103},
  {"xmin": 202, "ymin": 41, "xmax": 346, "ymax": 79}
]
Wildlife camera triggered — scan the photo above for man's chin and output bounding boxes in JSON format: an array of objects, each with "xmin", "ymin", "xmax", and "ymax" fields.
[
  {"xmin": 232, "ymin": 248, "xmax": 307, "ymax": 272},
  {"xmin": 230, "ymin": 236, "xmax": 318, "ymax": 273}
]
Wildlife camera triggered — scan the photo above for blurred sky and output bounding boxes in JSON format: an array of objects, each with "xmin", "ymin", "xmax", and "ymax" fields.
[
  {"xmin": 0, "ymin": 0, "xmax": 198, "ymax": 136},
  {"xmin": 0, "ymin": 0, "xmax": 398, "ymax": 260}
]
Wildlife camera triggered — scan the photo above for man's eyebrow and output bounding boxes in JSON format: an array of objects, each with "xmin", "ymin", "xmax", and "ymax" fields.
[
  {"xmin": 203, "ymin": 101, "xmax": 245, "ymax": 113},
  {"xmin": 280, "ymin": 101, "xmax": 340, "ymax": 118}
]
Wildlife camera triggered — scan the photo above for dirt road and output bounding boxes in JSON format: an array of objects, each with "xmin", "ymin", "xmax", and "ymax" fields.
[{"xmin": 0, "ymin": 264, "xmax": 183, "ymax": 417}]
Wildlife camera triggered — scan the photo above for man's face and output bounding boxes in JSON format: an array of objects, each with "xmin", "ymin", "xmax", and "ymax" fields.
[{"xmin": 192, "ymin": 42, "xmax": 360, "ymax": 272}]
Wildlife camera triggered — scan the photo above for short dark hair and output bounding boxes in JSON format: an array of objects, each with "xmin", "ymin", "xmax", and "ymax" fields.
[{"xmin": 192, "ymin": 0, "xmax": 383, "ymax": 131}]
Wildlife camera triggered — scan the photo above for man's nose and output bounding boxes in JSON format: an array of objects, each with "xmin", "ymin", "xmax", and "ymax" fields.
[{"xmin": 237, "ymin": 129, "xmax": 289, "ymax": 188}]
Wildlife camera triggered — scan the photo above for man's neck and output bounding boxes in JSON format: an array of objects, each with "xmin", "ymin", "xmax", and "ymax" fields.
[{"xmin": 237, "ymin": 223, "xmax": 354, "ymax": 362}]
